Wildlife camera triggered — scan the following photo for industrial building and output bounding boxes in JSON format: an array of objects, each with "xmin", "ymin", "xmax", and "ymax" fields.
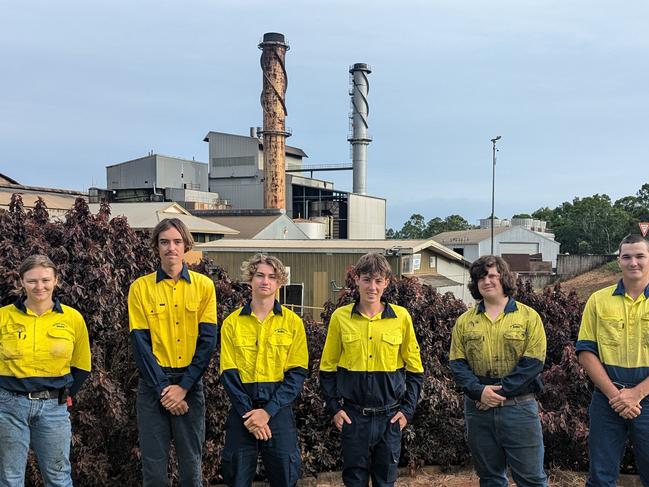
[
  {"xmin": 87, "ymin": 202, "xmax": 238, "ymax": 242},
  {"xmin": 204, "ymin": 130, "xmax": 386, "ymax": 239},
  {"xmin": 432, "ymin": 226, "xmax": 560, "ymax": 270},
  {"xmin": 198, "ymin": 238, "xmax": 472, "ymax": 311},
  {"xmin": 0, "ymin": 173, "xmax": 85, "ymax": 218}
]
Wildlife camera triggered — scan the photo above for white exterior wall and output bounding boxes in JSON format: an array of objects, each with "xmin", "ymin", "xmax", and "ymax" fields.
[
  {"xmin": 436, "ymin": 258, "xmax": 473, "ymax": 306},
  {"xmin": 347, "ymin": 193, "xmax": 386, "ymax": 239},
  {"xmin": 446, "ymin": 244, "xmax": 480, "ymax": 263},
  {"xmin": 479, "ymin": 227, "xmax": 560, "ymax": 268}
]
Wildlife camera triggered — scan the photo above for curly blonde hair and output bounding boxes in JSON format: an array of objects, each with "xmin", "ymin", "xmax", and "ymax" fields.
[{"xmin": 241, "ymin": 253, "xmax": 289, "ymax": 286}]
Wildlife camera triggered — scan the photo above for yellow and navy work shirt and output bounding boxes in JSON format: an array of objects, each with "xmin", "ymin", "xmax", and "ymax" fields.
[
  {"xmin": 450, "ymin": 298, "xmax": 546, "ymax": 401},
  {"xmin": 319, "ymin": 301, "xmax": 424, "ymax": 420},
  {"xmin": 128, "ymin": 264, "xmax": 217, "ymax": 394},
  {"xmin": 0, "ymin": 298, "xmax": 91, "ymax": 395},
  {"xmin": 576, "ymin": 280, "xmax": 649, "ymax": 387},
  {"xmin": 220, "ymin": 300, "xmax": 308, "ymax": 417}
]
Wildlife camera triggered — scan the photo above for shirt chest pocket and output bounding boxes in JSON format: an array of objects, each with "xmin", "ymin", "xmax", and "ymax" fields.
[
  {"xmin": 463, "ymin": 332, "xmax": 484, "ymax": 363},
  {"xmin": 267, "ymin": 332, "xmax": 293, "ymax": 367},
  {"xmin": 641, "ymin": 316, "xmax": 649, "ymax": 347},
  {"xmin": 599, "ymin": 318, "xmax": 624, "ymax": 346},
  {"xmin": 44, "ymin": 327, "xmax": 74, "ymax": 361},
  {"xmin": 0, "ymin": 323, "xmax": 26, "ymax": 359},
  {"xmin": 503, "ymin": 329, "xmax": 526, "ymax": 360},
  {"xmin": 378, "ymin": 332, "xmax": 403, "ymax": 368},
  {"xmin": 233, "ymin": 335, "xmax": 258, "ymax": 368}
]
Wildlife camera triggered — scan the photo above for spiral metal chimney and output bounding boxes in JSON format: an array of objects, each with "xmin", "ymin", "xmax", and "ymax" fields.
[
  {"xmin": 348, "ymin": 63, "xmax": 372, "ymax": 195},
  {"xmin": 258, "ymin": 32, "xmax": 290, "ymax": 209}
]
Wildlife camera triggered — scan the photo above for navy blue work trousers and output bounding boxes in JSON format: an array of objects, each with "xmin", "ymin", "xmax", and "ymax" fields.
[
  {"xmin": 464, "ymin": 396, "xmax": 547, "ymax": 487},
  {"xmin": 221, "ymin": 406, "xmax": 301, "ymax": 487},
  {"xmin": 136, "ymin": 378, "xmax": 205, "ymax": 487},
  {"xmin": 587, "ymin": 389, "xmax": 649, "ymax": 487},
  {"xmin": 340, "ymin": 407, "xmax": 402, "ymax": 487}
]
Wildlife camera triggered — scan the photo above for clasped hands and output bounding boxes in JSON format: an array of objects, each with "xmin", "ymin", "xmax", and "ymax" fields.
[
  {"xmin": 160, "ymin": 385, "xmax": 189, "ymax": 416},
  {"xmin": 609, "ymin": 387, "xmax": 643, "ymax": 419},
  {"xmin": 243, "ymin": 408, "xmax": 272, "ymax": 441},
  {"xmin": 475, "ymin": 385, "xmax": 506, "ymax": 410}
]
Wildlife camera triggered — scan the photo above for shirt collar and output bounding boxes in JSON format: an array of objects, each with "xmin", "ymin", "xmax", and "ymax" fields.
[
  {"xmin": 14, "ymin": 297, "xmax": 64, "ymax": 314},
  {"xmin": 156, "ymin": 263, "xmax": 191, "ymax": 283},
  {"xmin": 476, "ymin": 297, "xmax": 518, "ymax": 314},
  {"xmin": 351, "ymin": 299, "xmax": 397, "ymax": 319},
  {"xmin": 240, "ymin": 299, "xmax": 283, "ymax": 317},
  {"xmin": 612, "ymin": 279, "xmax": 649, "ymax": 298}
]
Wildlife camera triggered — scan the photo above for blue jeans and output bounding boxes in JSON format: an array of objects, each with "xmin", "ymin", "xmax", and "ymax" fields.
[
  {"xmin": 0, "ymin": 387, "xmax": 72, "ymax": 487},
  {"xmin": 136, "ymin": 378, "xmax": 205, "ymax": 487},
  {"xmin": 464, "ymin": 397, "xmax": 547, "ymax": 487},
  {"xmin": 587, "ymin": 389, "xmax": 649, "ymax": 487},
  {"xmin": 221, "ymin": 407, "xmax": 301, "ymax": 487},
  {"xmin": 340, "ymin": 407, "xmax": 402, "ymax": 487}
]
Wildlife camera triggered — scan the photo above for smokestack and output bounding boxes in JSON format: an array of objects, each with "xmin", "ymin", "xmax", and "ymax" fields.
[
  {"xmin": 258, "ymin": 32, "xmax": 290, "ymax": 209},
  {"xmin": 348, "ymin": 63, "xmax": 372, "ymax": 195}
]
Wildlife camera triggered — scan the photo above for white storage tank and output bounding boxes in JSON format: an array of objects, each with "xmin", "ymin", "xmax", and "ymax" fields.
[{"xmin": 294, "ymin": 218, "xmax": 327, "ymax": 239}]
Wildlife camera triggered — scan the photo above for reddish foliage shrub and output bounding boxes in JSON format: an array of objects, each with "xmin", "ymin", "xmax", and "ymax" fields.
[{"xmin": 0, "ymin": 196, "xmax": 618, "ymax": 485}]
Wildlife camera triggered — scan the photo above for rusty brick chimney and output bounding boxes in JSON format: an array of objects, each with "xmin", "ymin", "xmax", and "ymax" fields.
[{"xmin": 258, "ymin": 32, "xmax": 290, "ymax": 209}]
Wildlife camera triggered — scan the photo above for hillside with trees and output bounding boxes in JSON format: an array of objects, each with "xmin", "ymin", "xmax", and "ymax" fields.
[{"xmin": 389, "ymin": 184, "xmax": 649, "ymax": 254}]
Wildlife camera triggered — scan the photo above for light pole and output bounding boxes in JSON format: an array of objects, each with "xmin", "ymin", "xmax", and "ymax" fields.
[{"xmin": 490, "ymin": 136, "xmax": 501, "ymax": 255}]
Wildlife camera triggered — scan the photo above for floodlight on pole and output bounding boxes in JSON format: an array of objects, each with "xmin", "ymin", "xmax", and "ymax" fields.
[{"xmin": 490, "ymin": 136, "xmax": 501, "ymax": 255}]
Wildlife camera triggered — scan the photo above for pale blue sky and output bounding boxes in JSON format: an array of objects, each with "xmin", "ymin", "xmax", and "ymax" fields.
[{"xmin": 1, "ymin": 0, "xmax": 647, "ymax": 228}]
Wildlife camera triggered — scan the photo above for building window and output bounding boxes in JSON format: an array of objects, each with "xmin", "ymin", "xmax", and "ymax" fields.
[
  {"xmin": 401, "ymin": 256, "xmax": 413, "ymax": 274},
  {"xmin": 412, "ymin": 253, "xmax": 421, "ymax": 271},
  {"xmin": 429, "ymin": 255, "xmax": 437, "ymax": 269}
]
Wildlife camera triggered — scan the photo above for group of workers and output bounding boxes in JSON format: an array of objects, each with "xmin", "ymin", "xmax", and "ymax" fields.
[{"xmin": 0, "ymin": 217, "xmax": 647, "ymax": 487}]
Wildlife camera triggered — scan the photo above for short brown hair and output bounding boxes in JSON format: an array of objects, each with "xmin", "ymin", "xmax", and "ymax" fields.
[
  {"xmin": 353, "ymin": 253, "xmax": 393, "ymax": 279},
  {"xmin": 618, "ymin": 234, "xmax": 649, "ymax": 254},
  {"xmin": 19, "ymin": 254, "xmax": 58, "ymax": 279},
  {"xmin": 467, "ymin": 255, "xmax": 516, "ymax": 300},
  {"xmin": 150, "ymin": 218, "xmax": 194, "ymax": 252},
  {"xmin": 240, "ymin": 253, "xmax": 289, "ymax": 286}
]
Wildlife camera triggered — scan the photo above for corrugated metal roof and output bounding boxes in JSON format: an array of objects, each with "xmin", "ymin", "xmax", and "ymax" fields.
[
  {"xmin": 201, "ymin": 215, "xmax": 281, "ymax": 239},
  {"xmin": 0, "ymin": 173, "xmax": 19, "ymax": 185},
  {"xmin": 432, "ymin": 227, "xmax": 509, "ymax": 245},
  {"xmin": 409, "ymin": 274, "xmax": 462, "ymax": 288},
  {"xmin": 0, "ymin": 188, "xmax": 82, "ymax": 211},
  {"xmin": 88, "ymin": 202, "xmax": 239, "ymax": 235},
  {"xmin": 197, "ymin": 238, "xmax": 465, "ymax": 262}
]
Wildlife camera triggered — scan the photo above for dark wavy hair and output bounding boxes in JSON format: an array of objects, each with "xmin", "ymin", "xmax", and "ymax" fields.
[{"xmin": 467, "ymin": 255, "xmax": 517, "ymax": 300}]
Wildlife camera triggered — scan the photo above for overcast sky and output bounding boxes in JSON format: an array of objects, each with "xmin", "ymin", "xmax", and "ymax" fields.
[{"xmin": 2, "ymin": 0, "xmax": 648, "ymax": 228}]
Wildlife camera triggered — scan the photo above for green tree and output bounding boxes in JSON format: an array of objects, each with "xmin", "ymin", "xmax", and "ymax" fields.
[
  {"xmin": 388, "ymin": 213, "xmax": 472, "ymax": 239},
  {"xmin": 533, "ymin": 194, "xmax": 631, "ymax": 254}
]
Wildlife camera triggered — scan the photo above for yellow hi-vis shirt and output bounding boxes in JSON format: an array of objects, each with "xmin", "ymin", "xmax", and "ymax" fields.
[
  {"xmin": 577, "ymin": 280, "xmax": 649, "ymax": 386},
  {"xmin": 319, "ymin": 301, "xmax": 424, "ymax": 419},
  {"xmin": 220, "ymin": 300, "xmax": 308, "ymax": 417},
  {"xmin": 449, "ymin": 298, "xmax": 546, "ymax": 400},
  {"xmin": 128, "ymin": 265, "xmax": 217, "ymax": 393},
  {"xmin": 0, "ymin": 299, "xmax": 91, "ymax": 394}
]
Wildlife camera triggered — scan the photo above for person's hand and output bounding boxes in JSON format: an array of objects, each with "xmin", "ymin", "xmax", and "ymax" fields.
[
  {"xmin": 333, "ymin": 410, "xmax": 352, "ymax": 432},
  {"xmin": 243, "ymin": 409, "xmax": 271, "ymax": 431},
  {"xmin": 480, "ymin": 385, "xmax": 506, "ymax": 408},
  {"xmin": 609, "ymin": 388, "xmax": 643, "ymax": 418},
  {"xmin": 168, "ymin": 400, "xmax": 189, "ymax": 416},
  {"xmin": 251, "ymin": 424, "xmax": 273, "ymax": 441},
  {"xmin": 390, "ymin": 411, "xmax": 408, "ymax": 431},
  {"xmin": 160, "ymin": 385, "xmax": 188, "ymax": 410},
  {"xmin": 475, "ymin": 401, "xmax": 491, "ymax": 411}
]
